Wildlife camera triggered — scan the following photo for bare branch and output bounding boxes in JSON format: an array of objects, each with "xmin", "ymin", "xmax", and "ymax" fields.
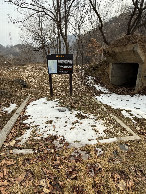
[
  {"xmin": 89, "ymin": 0, "xmax": 109, "ymax": 45},
  {"xmin": 127, "ymin": 0, "xmax": 146, "ymax": 34}
]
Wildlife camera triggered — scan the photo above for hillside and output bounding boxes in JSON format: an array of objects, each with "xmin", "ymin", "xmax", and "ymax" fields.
[{"xmin": 0, "ymin": 44, "xmax": 44, "ymax": 65}]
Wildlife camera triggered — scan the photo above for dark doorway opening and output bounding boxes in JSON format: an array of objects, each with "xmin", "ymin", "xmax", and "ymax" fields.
[{"xmin": 111, "ymin": 63, "xmax": 139, "ymax": 87}]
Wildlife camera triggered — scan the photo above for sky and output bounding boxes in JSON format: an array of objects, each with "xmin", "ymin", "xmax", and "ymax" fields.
[
  {"xmin": 0, "ymin": 0, "xmax": 21, "ymax": 46},
  {"xmin": 0, "ymin": 0, "xmax": 132, "ymax": 47}
]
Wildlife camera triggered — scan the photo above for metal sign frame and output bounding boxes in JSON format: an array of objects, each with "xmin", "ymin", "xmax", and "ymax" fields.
[
  {"xmin": 47, "ymin": 54, "xmax": 73, "ymax": 74},
  {"xmin": 47, "ymin": 54, "xmax": 73, "ymax": 96}
]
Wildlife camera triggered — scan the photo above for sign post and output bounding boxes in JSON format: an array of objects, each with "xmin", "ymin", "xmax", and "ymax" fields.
[
  {"xmin": 47, "ymin": 54, "xmax": 73, "ymax": 96},
  {"xmin": 49, "ymin": 74, "xmax": 53, "ymax": 97},
  {"xmin": 69, "ymin": 74, "xmax": 72, "ymax": 96}
]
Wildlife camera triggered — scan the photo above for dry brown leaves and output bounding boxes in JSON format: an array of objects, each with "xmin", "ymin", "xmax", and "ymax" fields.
[{"xmin": 0, "ymin": 63, "xmax": 145, "ymax": 193}]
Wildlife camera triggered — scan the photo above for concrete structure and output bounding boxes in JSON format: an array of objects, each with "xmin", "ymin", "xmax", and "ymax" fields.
[{"xmin": 105, "ymin": 44, "xmax": 146, "ymax": 91}]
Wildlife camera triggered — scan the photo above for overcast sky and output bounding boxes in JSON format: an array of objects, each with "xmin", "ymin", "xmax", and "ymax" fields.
[
  {"xmin": 0, "ymin": 0, "xmax": 133, "ymax": 47},
  {"xmin": 0, "ymin": 0, "xmax": 21, "ymax": 46}
]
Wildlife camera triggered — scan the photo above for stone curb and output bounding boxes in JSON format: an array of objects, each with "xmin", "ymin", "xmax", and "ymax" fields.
[
  {"xmin": 0, "ymin": 95, "xmax": 30, "ymax": 149},
  {"xmin": 93, "ymin": 97, "xmax": 141, "ymax": 143}
]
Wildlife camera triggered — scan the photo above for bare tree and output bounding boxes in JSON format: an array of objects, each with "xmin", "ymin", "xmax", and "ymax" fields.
[
  {"xmin": 127, "ymin": 0, "xmax": 146, "ymax": 34},
  {"xmin": 16, "ymin": 12, "xmax": 56, "ymax": 63},
  {"xmin": 89, "ymin": 0, "xmax": 146, "ymax": 45},
  {"xmin": 88, "ymin": 0, "xmax": 110, "ymax": 45},
  {"xmin": 6, "ymin": 0, "xmax": 76, "ymax": 54}
]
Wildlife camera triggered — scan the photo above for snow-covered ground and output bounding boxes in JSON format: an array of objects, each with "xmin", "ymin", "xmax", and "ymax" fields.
[
  {"xmin": 87, "ymin": 76, "xmax": 146, "ymax": 121},
  {"xmin": 94, "ymin": 86, "xmax": 146, "ymax": 121},
  {"xmin": 94, "ymin": 84, "xmax": 110, "ymax": 94},
  {"xmin": 16, "ymin": 98, "xmax": 107, "ymax": 147},
  {"xmin": 3, "ymin": 104, "xmax": 17, "ymax": 114},
  {"xmin": 96, "ymin": 93, "xmax": 146, "ymax": 120},
  {"xmin": 87, "ymin": 76, "xmax": 110, "ymax": 93}
]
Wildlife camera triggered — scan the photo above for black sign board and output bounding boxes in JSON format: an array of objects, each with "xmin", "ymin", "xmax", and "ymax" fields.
[
  {"xmin": 47, "ymin": 54, "xmax": 73, "ymax": 74},
  {"xmin": 47, "ymin": 54, "xmax": 73, "ymax": 97}
]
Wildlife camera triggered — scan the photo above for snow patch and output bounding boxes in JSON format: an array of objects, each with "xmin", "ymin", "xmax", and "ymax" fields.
[
  {"xmin": 121, "ymin": 110, "xmax": 136, "ymax": 123},
  {"xmin": 3, "ymin": 104, "xmax": 17, "ymax": 114},
  {"xmin": 12, "ymin": 149, "xmax": 34, "ymax": 154},
  {"xmin": 87, "ymin": 76, "xmax": 110, "ymax": 93},
  {"xmin": 95, "ymin": 93, "xmax": 146, "ymax": 120},
  {"xmin": 94, "ymin": 84, "xmax": 110, "ymax": 93},
  {"xmin": 17, "ymin": 98, "xmax": 107, "ymax": 147},
  {"xmin": 86, "ymin": 76, "xmax": 95, "ymax": 86}
]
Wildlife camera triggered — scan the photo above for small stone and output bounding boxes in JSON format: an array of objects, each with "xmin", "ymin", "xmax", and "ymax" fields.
[
  {"xmin": 119, "ymin": 144, "xmax": 128, "ymax": 151},
  {"xmin": 57, "ymin": 108, "xmax": 66, "ymax": 112},
  {"xmin": 91, "ymin": 125, "xmax": 96, "ymax": 127},
  {"xmin": 14, "ymin": 78, "xmax": 28, "ymax": 88},
  {"xmin": 113, "ymin": 150, "xmax": 119, "ymax": 157}
]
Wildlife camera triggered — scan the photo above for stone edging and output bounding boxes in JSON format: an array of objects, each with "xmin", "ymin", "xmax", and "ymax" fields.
[{"xmin": 0, "ymin": 95, "xmax": 30, "ymax": 149}]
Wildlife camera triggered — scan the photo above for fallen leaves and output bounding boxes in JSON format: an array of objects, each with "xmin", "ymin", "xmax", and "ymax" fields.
[
  {"xmin": 39, "ymin": 179, "xmax": 53, "ymax": 193},
  {"xmin": 9, "ymin": 140, "xmax": 16, "ymax": 147},
  {"xmin": 0, "ymin": 64, "xmax": 145, "ymax": 193},
  {"xmin": 114, "ymin": 173, "xmax": 121, "ymax": 182},
  {"xmin": 113, "ymin": 172, "xmax": 135, "ymax": 191},
  {"xmin": 39, "ymin": 179, "xmax": 46, "ymax": 187},
  {"xmin": 118, "ymin": 180, "xmax": 126, "ymax": 191},
  {"xmin": 0, "ymin": 172, "xmax": 3, "ymax": 179},
  {"xmin": 3, "ymin": 169, "xmax": 7, "ymax": 177},
  {"xmin": 0, "ymin": 187, "xmax": 7, "ymax": 194},
  {"xmin": 0, "ymin": 180, "xmax": 9, "ymax": 186},
  {"xmin": 0, "ymin": 168, "xmax": 7, "ymax": 182},
  {"xmin": 15, "ymin": 172, "xmax": 26, "ymax": 183},
  {"xmin": 43, "ymin": 187, "xmax": 51, "ymax": 193},
  {"xmin": 127, "ymin": 179, "xmax": 134, "ymax": 190},
  {"xmin": 0, "ymin": 159, "xmax": 16, "ymax": 166},
  {"xmin": 0, "ymin": 135, "xmax": 142, "ymax": 193}
]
